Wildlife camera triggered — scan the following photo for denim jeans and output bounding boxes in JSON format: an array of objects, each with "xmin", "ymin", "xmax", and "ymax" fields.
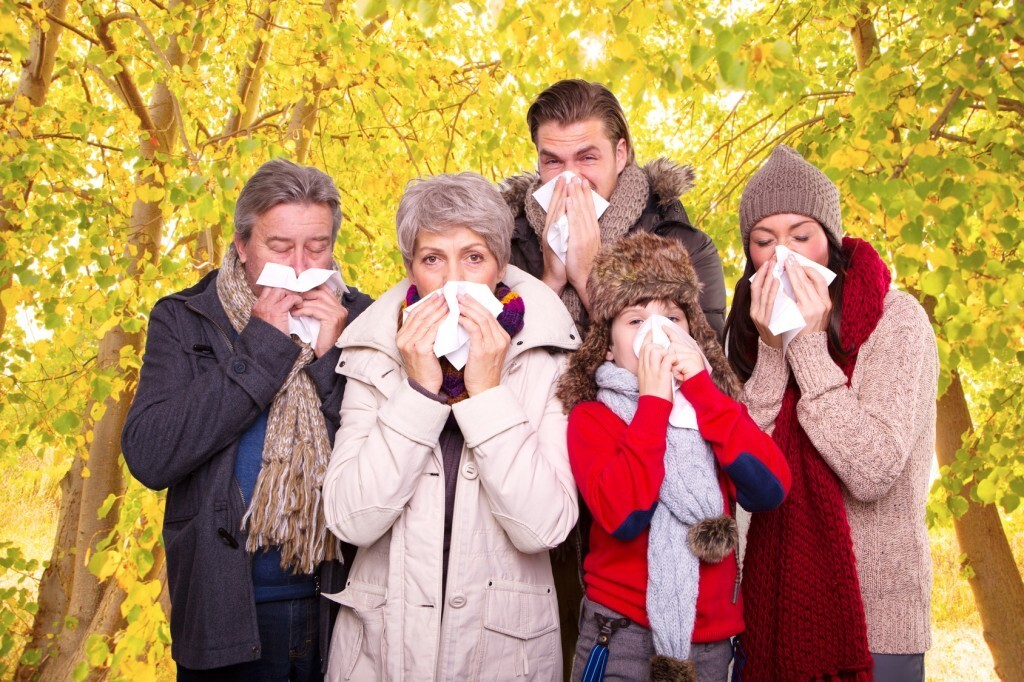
[{"xmin": 177, "ymin": 597, "xmax": 322, "ymax": 682}]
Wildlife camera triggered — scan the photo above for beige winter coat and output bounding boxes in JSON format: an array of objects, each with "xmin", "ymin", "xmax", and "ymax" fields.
[{"xmin": 323, "ymin": 265, "xmax": 581, "ymax": 681}]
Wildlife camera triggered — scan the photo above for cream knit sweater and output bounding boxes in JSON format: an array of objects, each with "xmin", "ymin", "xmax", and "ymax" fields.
[{"xmin": 742, "ymin": 288, "xmax": 937, "ymax": 654}]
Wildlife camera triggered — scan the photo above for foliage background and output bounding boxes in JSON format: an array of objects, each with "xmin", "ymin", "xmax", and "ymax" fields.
[{"xmin": 1, "ymin": 0, "xmax": 1022, "ymax": 679}]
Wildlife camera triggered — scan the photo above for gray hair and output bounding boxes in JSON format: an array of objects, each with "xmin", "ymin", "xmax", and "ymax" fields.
[
  {"xmin": 396, "ymin": 172, "xmax": 513, "ymax": 268},
  {"xmin": 233, "ymin": 158, "xmax": 342, "ymax": 242}
]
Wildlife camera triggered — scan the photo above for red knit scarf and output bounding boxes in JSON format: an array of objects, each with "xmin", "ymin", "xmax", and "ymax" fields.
[{"xmin": 742, "ymin": 238, "xmax": 891, "ymax": 682}]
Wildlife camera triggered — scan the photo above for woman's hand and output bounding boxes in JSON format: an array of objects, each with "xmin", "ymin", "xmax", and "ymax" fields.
[
  {"xmin": 397, "ymin": 292, "xmax": 447, "ymax": 394},
  {"xmin": 786, "ymin": 255, "xmax": 833, "ymax": 337},
  {"xmin": 459, "ymin": 293, "xmax": 511, "ymax": 397},
  {"xmin": 636, "ymin": 333, "xmax": 674, "ymax": 401},
  {"xmin": 663, "ymin": 326, "xmax": 706, "ymax": 382},
  {"xmin": 750, "ymin": 256, "xmax": 783, "ymax": 349}
]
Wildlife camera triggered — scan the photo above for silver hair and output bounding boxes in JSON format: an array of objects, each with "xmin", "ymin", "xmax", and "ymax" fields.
[
  {"xmin": 233, "ymin": 158, "xmax": 342, "ymax": 242},
  {"xmin": 396, "ymin": 172, "xmax": 513, "ymax": 268}
]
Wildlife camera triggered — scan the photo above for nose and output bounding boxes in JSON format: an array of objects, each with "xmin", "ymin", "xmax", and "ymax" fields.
[
  {"xmin": 447, "ymin": 260, "xmax": 465, "ymax": 283},
  {"xmin": 290, "ymin": 250, "xmax": 311, "ymax": 275}
]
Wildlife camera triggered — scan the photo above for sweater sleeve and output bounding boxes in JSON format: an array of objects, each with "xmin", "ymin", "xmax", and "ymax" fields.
[
  {"xmin": 680, "ymin": 371, "xmax": 791, "ymax": 512},
  {"xmin": 741, "ymin": 339, "xmax": 789, "ymax": 433},
  {"xmin": 567, "ymin": 398, "xmax": 672, "ymax": 541},
  {"xmin": 785, "ymin": 293, "xmax": 937, "ymax": 502}
]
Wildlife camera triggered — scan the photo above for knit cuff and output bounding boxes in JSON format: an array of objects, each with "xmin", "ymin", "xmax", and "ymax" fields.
[
  {"xmin": 679, "ymin": 370, "xmax": 724, "ymax": 414},
  {"xmin": 452, "ymin": 384, "xmax": 528, "ymax": 449},
  {"xmin": 749, "ymin": 338, "xmax": 788, "ymax": 387},
  {"xmin": 786, "ymin": 332, "xmax": 848, "ymax": 398}
]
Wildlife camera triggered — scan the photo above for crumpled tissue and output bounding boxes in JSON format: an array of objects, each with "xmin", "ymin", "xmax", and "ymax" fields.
[
  {"xmin": 402, "ymin": 281, "xmax": 504, "ymax": 370},
  {"xmin": 750, "ymin": 245, "xmax": 836, "ymax": 353},
  {"xmin": 255, "ymin": 263, "xmax": 348, "ymax": 345},
  {"xmin": 532, "ymin": 171, "xmax": 610, "ymax": 264},
  {"xmin": 632, "ymin": 315, "xmax": 713, "ymax": 430}
]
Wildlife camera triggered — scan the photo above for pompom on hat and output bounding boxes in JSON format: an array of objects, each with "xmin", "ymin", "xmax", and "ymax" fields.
[{"xmin": 739, "ymin": 145, "xmax": 843, "ymax": 249}]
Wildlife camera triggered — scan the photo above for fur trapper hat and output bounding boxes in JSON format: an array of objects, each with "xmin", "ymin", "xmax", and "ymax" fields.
[{"xmin": 557, "ymin": 232, "xmax": 741, "ymax": 411}]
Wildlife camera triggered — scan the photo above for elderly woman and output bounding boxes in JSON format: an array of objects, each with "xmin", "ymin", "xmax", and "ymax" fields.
[{"xmin": 321, "ymin": 172, "xmax": 580, "ymax": 681}]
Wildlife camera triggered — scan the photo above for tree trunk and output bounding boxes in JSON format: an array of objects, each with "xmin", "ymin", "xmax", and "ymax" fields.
[
  {"xmin": 934, "ymin": 370, "xmax": 1024, "ymax": 681},
  {"xmin": 0, "ymin": 0, "xmax": 70, "ymax": 337},
  {"xmin": 284, "ymin": 0, "xmax": 340, "ymax": 163},
  {"xmin": 850, "ymin": 3, "xmax": 879, "ymax": 71},
  {"xmin": 16, "ymin": 4, "xmax": 193, "ymax": 679}
]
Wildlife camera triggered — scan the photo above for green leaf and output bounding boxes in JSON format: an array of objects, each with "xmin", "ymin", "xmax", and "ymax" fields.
[
  {"xmin": 54, "ymin": 411, "xmax": 82, "ymax": 435},
  {"xmin": 975, "ymin": 476, "xmax": 997, "ymax": 504}
]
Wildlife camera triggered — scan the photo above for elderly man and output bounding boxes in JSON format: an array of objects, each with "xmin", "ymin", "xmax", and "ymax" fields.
[
  {"xmin": 122, "ymin": 158, "xmax": 372, "ymax": 681},
  {"xmin": 501, "ymin": 79, "xmax": 726, "ymax": 338}
]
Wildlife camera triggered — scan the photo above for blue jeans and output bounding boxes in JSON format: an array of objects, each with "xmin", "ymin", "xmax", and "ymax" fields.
[{"xmin": 177, "ymin": 597, "xmax": 322, "ymax": 682}]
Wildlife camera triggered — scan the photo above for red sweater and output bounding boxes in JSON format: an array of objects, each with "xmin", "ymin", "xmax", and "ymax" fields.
[{"xmin": 568, "ymin": 370, "xmax": 791, "ymax": 642}]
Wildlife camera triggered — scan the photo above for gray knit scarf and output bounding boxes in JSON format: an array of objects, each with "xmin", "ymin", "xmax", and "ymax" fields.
[
  {"xmin": 595, "ymin": 362, "xmax": 726, "ymax": 662},
  {"xmin": 523, "ymin": 163, "xmax": 650, "ymax": 325},
  {"xmin": 216, "ymin": 244, "xmax": 343, "ymax": 574}
]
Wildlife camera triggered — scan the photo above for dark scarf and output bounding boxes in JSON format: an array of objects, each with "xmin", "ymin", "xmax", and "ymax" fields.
[
  {"xmin": 742, "ymin": 237, "xmax": 891, "ymax": 681},
  {"xmin": 401, "ymin": 283, "xmax": 526, "ymax": 404}
]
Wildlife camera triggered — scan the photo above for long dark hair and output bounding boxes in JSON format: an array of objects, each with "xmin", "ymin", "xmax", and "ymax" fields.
[{"xmin": 725, "ymin": 237, "xmax": 850, "ymax": 382}]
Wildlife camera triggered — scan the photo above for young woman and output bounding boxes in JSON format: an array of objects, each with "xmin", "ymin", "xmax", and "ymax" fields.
[{"xmin": 725, "ymin": 145, "xmax": 938, "ymax": 682}]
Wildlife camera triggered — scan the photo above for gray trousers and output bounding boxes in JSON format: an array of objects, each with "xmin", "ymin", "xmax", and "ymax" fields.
[{"xmin": 569, "ymin": 596, "xmax": 732, "ymax": 681}]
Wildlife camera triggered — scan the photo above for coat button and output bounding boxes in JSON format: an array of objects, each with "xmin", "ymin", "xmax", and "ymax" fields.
[
  {"xmin": 462, "ymin": 462, "xmax": 478, "ymax": 480},
  {"xmin": 232, "ymin": 360, "xmax": 247, "ymax": 373},
  {"xmin": 448, "ymin": 593, "xmax": 467, "ymax": 608}
]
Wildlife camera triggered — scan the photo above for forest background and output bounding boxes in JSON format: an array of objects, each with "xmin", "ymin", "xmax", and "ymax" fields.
[{"xmin": 1, "ymin": 0, "xmax": 1022, "ymax": 680}]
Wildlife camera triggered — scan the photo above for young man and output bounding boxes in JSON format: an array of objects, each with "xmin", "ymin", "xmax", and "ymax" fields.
[
  {"xmin": 122, "ymin": 159, "xmax": 372, "ymax": 681},
  {"xmin": 501, "ymin": 79, "xmax": 726, "ymax": 339}
]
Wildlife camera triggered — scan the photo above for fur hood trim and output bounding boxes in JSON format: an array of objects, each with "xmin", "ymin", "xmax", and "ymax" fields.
[{"xmin": 499, "ymin": 158, "xmax": 696, "ymax": 217}]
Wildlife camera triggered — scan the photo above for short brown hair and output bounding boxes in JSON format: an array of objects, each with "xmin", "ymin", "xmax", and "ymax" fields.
[{"xmin": 526, "ymin": 79, "xmax": 634, "ymax": 163}]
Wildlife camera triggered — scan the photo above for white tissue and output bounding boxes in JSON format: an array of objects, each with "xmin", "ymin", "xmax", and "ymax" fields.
[
  {"xmin": 255, "ymin": 263, "xmax": 349, "ymax": 345},
  {"xmin": 631, "ymin": 315, "xmax": 712, "ymax": 430},
  {"xmin": 402, "ymin": 281, "xmax": 504, "ymax": 370},
  {"xmin": 532, "ymin": 171, "xmax": 610, "ymax": 264},
  {"xmin": 749, "ymin": 245, "xmax": 836, "ymax": 353}
]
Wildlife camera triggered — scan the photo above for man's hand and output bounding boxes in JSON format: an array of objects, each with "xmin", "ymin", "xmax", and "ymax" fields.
[
  {"xmin": 563, "ymin": 176, "xmax": 601, "ymax": 312},
  {"xmin": 459, "ymin": 293, "xmax": 511, "ymax": 397},
  {"xmin": 292, "ymin": 285, "xmax": 350, "ymax": 358},
  {"xmin": 540, "ymin": 175, "xmax": 569, "ymax": 296},
  {"xmin": 397, "ymin": 292, "xmax": 447, "ymax": 394},
  {"xmin": 252, "ymin": 286, "xmax": 303, "ymax": 337}
]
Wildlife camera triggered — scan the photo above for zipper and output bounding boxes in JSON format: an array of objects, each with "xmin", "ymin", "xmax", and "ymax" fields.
[{"xmin": 185, "ymin": 300, "xmax": 235, "ymax": 353}]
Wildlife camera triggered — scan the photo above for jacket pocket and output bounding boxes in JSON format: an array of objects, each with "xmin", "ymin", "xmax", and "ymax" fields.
[
  {"xmin": 475, "ymin": 579, "xmax": 560, "ymax": 681},
  {"xmin": 324, "ymin": 582, "xmax": 387, "ymax": 681}
]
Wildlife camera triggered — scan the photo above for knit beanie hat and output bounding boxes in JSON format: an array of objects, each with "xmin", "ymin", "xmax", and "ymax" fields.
[
  {"xmin": 556, "ymin": 232, "xmax": 742, "ymax": 411},
  {"xmin": 739, "ymin": 144, "xmax": 843, "ymax": 249}
]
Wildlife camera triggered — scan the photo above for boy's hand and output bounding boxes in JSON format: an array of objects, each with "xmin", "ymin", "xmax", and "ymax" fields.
[
  {"xmin": 663, "ymin": 326, "xmax": 705, "ymax": 382},
  {"xmin": 637, "ymin": 333, "xmax": 674, "ymax": 401}
]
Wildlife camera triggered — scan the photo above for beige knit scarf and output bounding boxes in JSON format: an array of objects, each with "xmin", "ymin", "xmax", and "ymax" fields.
[
  {"xmin": 523, "ymin": 163, "xmax": 650, "ymax": 326},
  {"xmin": 216, "ymin": 244, "xmax": 342, "ymax": 574}
]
